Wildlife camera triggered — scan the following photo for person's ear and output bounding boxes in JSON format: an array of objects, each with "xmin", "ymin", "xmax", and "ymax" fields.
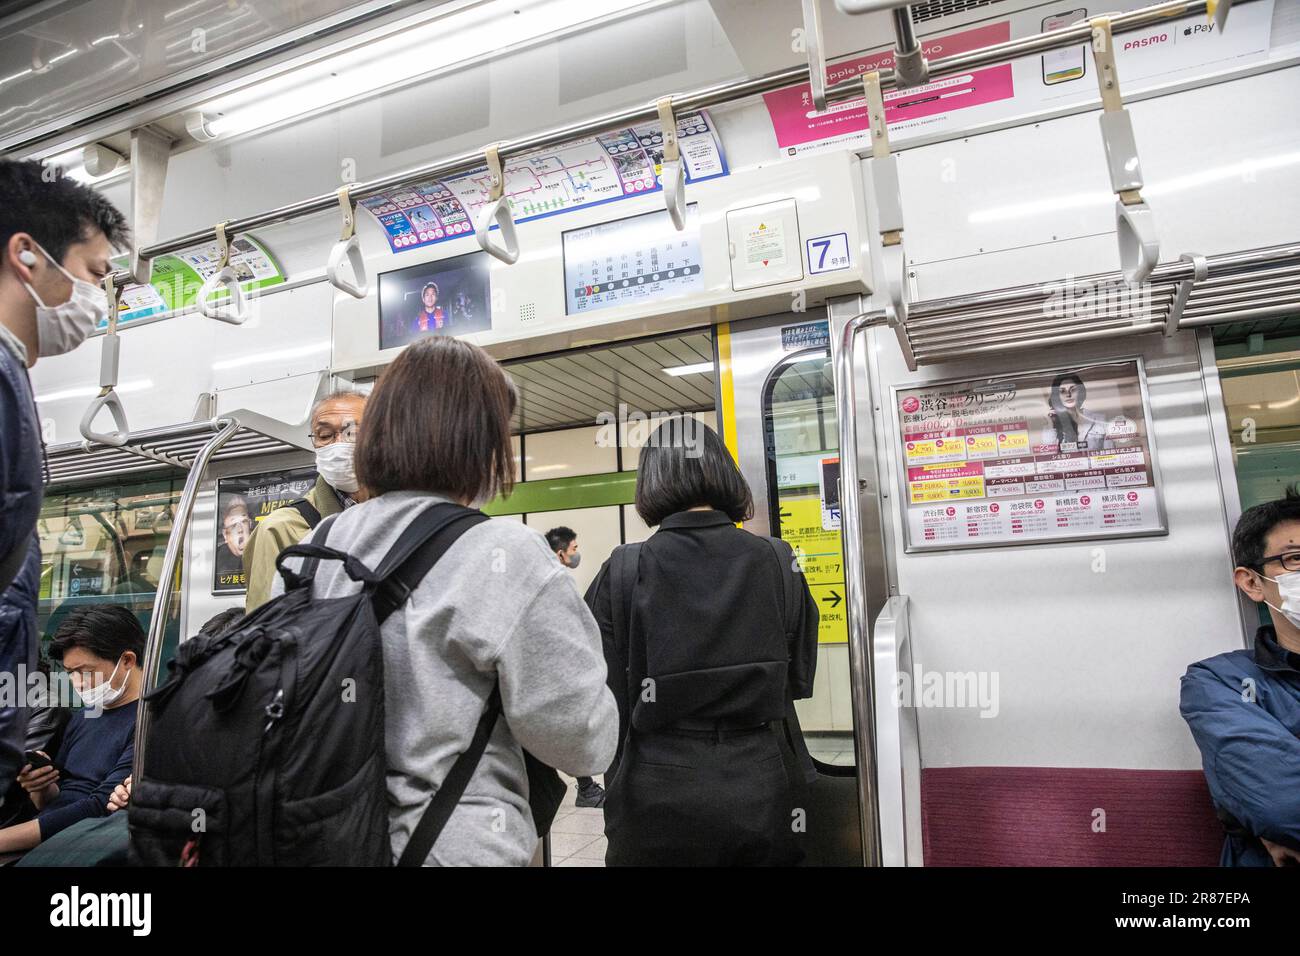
[
  {"xmin": 121, "ymin": 650, "xmax": 138, "ymax": 671},
  {"xmin": 1234, "ymin": 566, "xmax": 1265, "ymax": 603},
  {"xmin": 6, "ymin": 233, "xmax": 39, "ymax": 282}
]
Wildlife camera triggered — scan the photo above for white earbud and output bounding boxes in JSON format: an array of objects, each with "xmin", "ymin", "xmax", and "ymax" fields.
[{"xmin": 18, "ymin": 249, "xmax": 37, "ymax": 266}]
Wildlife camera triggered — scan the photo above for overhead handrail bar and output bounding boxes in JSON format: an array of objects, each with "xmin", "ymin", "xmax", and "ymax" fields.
[
  {"xmin": 656, "ymin": 97, "xmax": 687, "ymax": 231},
  {"xmin": 325, "ymin": 185, "xmax": 368, "ymax": 298},
  {"xmin": 891, "ymin": 7, "xmax": 929, "ymax": 87},
  {"xmin": 78, "ymin": 276, "xmax": 130, "ymax": 447},
  {"xmin": 103, "ymin": 0, "xmax": 1243, "ymax": 291},
  {"xmin": 1091, "ymin": 16, "xmax": 1160, "ymax": 285},
  {"xmin": 195, "ymin": 221, "xmax": 249, "ymax": 324},
  {"xmin": 475, "ymin": 143, "xmax": 520, "ymax": 264}
]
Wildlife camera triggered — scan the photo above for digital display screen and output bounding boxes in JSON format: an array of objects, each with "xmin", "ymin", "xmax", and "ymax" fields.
[
  {"xmin": 562, "ymin": 204, "xmax": 703, "ymax": 315},
  {"xmin": 378, "ymin": 250, "xmax": 492, "ymax": 351}
]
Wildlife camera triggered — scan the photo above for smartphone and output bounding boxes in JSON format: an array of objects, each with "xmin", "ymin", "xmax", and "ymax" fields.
[
  {"xmin": 23, "ymin": 750, "xmax": 55, "ymax": 771},
  {"xmin": 1042, "ymin": 10, "xmax": 1088, "ymax": 86}
]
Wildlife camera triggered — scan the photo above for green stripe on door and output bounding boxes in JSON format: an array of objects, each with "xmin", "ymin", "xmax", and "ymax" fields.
[{"xmin": 482, "ymin": 470, "xmax": 638, "ymax": 516}]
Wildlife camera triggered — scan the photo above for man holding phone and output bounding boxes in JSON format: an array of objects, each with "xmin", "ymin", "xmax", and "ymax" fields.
[{"xmin": 0, "ymin": 606, "xmax": 141, "ymax": 857}]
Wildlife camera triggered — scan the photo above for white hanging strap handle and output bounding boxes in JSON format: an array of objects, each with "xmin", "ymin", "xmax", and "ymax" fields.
[
  {"xmin": 657, "ymin": 97, "xmax": 687, "ymax": 232},
  {"xmin": 1092, "ymin": 16, "xmax": 1159, "ymax": 286},
  {"xmin": 475, "ymin": 144, "xmax": 520, "ymax": 265},
  {"xmin": 1207, "ymin": 0, "xmax": 1232, "ymax": 31},
  {"xmin": 79, "ymin": 276, "xmax": 130, "ymax": 447},
  {"xmin": 863, "ymin": 71, "xmax": 908, "ymax": 324},
  {"xmin": 196, "ymin": 221, "xmax": 250, "ymax": 324},
  {"xmin": 326, "ymin": 185, "xmax": 369, "ymax": 299}
]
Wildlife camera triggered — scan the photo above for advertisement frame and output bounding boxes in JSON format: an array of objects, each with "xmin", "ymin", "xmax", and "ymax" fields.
[{"xmin": 890, "ymin": 355, "xmax": 1169, "ymax": 554}]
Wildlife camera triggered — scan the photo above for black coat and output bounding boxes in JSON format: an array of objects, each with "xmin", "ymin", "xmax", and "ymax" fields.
[{"xmin": 585, "ymin": 509, "xmax": 819, "ymax": 865}]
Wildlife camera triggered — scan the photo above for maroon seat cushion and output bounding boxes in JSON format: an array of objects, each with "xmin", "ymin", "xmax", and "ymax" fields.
[{"xmin": 921, "ymin": 766, "xmax": 1223, "ymax": 866}]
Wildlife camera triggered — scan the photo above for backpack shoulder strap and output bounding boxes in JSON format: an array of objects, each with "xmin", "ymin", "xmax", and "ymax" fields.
[
  {"xmin": 291, "ymin": 512, "xmax": 341, "ymax": 585},
  {"xmin": 609, "ymin": 542, "xmax": 643, "ymax": 696},
  {"xmin": 287, "ymin": 498, "xmax": 322, "ymax": 529},
  {"xmin": 372, "ymin": 502, "xmax": 489, "ymax": 624},
  {"xmin": 375, "ymin": 501, "xmax": 494, "ymax": 866}
]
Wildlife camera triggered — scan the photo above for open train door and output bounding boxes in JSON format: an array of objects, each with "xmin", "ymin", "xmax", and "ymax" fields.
[{"xmin": 718, "ymin": 300, "xmax": 919, "ymax": 866}]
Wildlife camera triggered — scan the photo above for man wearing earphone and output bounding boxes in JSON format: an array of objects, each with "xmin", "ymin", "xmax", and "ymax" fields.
[{"xmin": 0, "ymin": 159, "xmax": 128, "ymax": 813}]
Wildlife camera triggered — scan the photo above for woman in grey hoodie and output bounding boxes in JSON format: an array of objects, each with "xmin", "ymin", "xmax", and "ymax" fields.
[{"xmin": 278, "ymin": 336, "xmax": 618, "ymax": 865}]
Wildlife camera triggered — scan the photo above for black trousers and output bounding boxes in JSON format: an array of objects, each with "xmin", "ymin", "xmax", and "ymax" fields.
[{"xmin": 603, "ymin": 726, "xmax": 795, "ymax": 866}]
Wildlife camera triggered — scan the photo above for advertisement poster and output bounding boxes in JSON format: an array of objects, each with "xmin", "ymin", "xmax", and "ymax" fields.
[
  {"xmin": 764, "ymin": 21, "xmax": 1015, "ymax": 156},
  {"xmin": 106, "ymin": 235, "xmax": 286, "ymax": 330},
  {"xmin": 894, "ymin": 360, "xmax": 1165, "ymax": 551},
  {"xmin": 360, "ymin": 110, "xmax": 728, "ymax": 253},
  {"xmin": 378, "ymin": 250, "xmax": 492, "ymax": 350},
  {"xmin": 763, "ymin": 0, "xmax": 1274, "ymax": 156},
  {"xmin": 214, "ymin": 468, "xmax": 317, "ymax": 593}
]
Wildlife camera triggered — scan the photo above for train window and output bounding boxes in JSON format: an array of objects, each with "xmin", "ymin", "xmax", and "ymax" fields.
[
  {"xmin": 35, "ymin": 478, "xmax": 186, "ymax": 668},
  {"xmin": 762, "ymin": 349, "xmax": 856, "ymax": 769}
]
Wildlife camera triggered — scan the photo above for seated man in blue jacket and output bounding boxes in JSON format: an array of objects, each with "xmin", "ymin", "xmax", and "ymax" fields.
[
  {"xmin": 0, "ymin": 605, "xmax": 141, "ymax": 856},
  {"xmin": 1181, "ymin": 486, "xmax": 1300, "ymax": 867}
]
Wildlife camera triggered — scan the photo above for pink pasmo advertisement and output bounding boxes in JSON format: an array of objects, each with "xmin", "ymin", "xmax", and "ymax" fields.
[{"xmin": 764, "ymin": 21, "xmax": 1014, "ymax": 156}]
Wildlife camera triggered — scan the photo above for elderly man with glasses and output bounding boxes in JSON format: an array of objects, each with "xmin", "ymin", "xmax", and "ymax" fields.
[
  {"xmin": 242, "ymin": 390, "xmax": 369, "ymax": 611},
  {"xmin": 1181, "ymin": 485, "xmax": 1300, "ymax": 867}
]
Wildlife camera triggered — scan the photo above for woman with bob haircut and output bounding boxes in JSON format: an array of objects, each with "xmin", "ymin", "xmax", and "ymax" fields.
[
  {"xmin": 276, "ymin": 336, "xmax": 617, "ymax": 866},
  {"xmin": 584, "ymin": 414, "xmax": 819, "ymax": 866}
]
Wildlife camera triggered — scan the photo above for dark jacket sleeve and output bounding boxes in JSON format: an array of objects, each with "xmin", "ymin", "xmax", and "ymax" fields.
[
  {"xmin": 1180, "ymin": 662, "xmax": 1300, "ymax": 849},
  {"xmin": 0, "ymin": 350, "xmax": 40, "ymax": 798},
  {"xmin": 584, "ymin": 560, "xmax": 628, "ymax": 774},
  {"xmin": 36, "ymin": 737, "xmax": 134, "ymax": 842}
]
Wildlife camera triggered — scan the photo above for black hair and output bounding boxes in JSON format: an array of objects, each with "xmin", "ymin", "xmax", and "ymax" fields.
[
  {"xmin": 635, "ymin": 415, "xmax": 753, "ymax": 527},
  {"xmin": 49, "ymin": 604, "xmax": 146, "ymax": 664},
  {"xmin": 545, "ymin": 527, "xmax": 576, "ymax": 553},
  {"xmin": 1048, "ymin": 373, "xmax": 1087, "ymax": 444},
  {"xmin": 198, "ymin": 608, "xmax": 245, "ymax": 639},
  {"xmin": 1232, "ymin": 484, "xmax": 1300, "ymax": 570},
  {"xmin": 0, "ymin": 159, "xmax": 129, "ymax": 264}
]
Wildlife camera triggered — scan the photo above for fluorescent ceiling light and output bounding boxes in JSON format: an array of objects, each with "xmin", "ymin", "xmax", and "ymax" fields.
[
  {"xmin": 211, "ymin": 341, "xmax": 331, "ymax": 371},
  {"xmin": 663, "ymin": 362, "xmax": 713, "ymax": 377},
  {"xmin": 202, "ymin": 0, "xmax": 655, "ymax": 139}
]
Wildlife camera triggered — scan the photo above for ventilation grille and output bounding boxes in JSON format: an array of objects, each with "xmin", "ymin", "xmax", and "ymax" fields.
[
  {"xmin": 519, "ymin": 302, "xmax": 537, "ymax": 323},
  {"xmin": 910, "ymin": 0, "xmax": 1005, "ymax": 24}
]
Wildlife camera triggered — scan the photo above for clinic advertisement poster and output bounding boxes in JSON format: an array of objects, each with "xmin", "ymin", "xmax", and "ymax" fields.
[
  {"xmin": 894, "ymin": 360, "xmax": 1166, "ymax": 551},
  {"xmin": 213, "ymin": 468, "xmax": 317, "ymax": 593},
  {"xmin": 106, "ymin": 234, "xmax": 286, "ymax": 330}
]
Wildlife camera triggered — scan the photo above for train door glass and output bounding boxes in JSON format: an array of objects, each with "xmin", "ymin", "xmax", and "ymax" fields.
[
  {"xmin": 761, "ymin": 349, "xmax": 855, "ymax": 767},
  {"xmin": 35, "ymin": 479, "xmax": 185, "ymax": 665}
]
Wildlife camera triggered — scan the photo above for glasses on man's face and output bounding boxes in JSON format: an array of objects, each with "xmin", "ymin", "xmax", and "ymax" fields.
[
  {"xmin": 1258, "ymin": 550, "xmax": 1300, "ymax": 574},
  {"xmin": 309, "ymin": 420, "xmax": 359, "ymax": 448}
]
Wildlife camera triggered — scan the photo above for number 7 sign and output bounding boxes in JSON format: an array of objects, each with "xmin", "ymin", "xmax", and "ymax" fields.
[{"xmin": 806, "ymin": 233, "xmax": 850, "ymax": 275}]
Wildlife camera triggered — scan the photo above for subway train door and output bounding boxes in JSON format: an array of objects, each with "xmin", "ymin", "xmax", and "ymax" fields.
[{"xmin": 720, "ymin": 310, "xmax": 878, "ymax": 866}]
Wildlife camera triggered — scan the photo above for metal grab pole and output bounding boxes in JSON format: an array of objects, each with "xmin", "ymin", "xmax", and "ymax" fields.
[
  {"xmin": 833, "ymin": 311, "xmax": 889, "ymax": 866},
  {"xmin": 131, "ymin": 418, "xmax": 242, "ymax": 784}
]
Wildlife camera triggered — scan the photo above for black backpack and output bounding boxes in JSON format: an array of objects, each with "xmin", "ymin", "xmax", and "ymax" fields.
[{"xmin": 128, "ymin": 502, "xmax": 508, "ymax": 866}]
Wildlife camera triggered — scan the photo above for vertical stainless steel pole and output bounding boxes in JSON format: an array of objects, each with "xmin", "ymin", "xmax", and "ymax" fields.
[
  {"xmin": 833, "ymin": 311, "xmax": 888, "ymax": 866},
  {"xmin": 131, "ymin": 419, "xmax": 242, "ymax": 783}
]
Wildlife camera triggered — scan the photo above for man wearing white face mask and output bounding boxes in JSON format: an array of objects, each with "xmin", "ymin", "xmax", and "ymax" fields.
[
  {"xmin": 242, "ymin": 389, "xmax": 370, "ymax": 611},
  {"xmin": 0, "ymin": 605, "xmax": 141, "ymax": 856},
  {"xmin": 1181, "ymin": 485, "xmax": 1300, "ymax": 868},
  {"xmin": 0, "ymin": 160, "xmax": 128, "ymax": 815}
]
